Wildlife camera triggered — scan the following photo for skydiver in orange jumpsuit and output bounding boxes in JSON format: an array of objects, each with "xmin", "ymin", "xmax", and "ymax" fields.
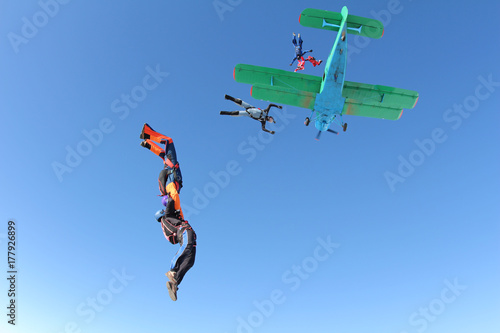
[{"xmin": 140, "ymin": 123, "xmax": 184, "ymax": 219}]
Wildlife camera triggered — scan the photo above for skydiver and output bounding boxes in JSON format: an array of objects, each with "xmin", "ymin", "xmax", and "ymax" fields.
[
  {"xmin": 140, "ymin": 123, "xmax": 184, "ymax": 218},
  {"xmin": 220, "ymin": 94, "xmax": 282, "ymax": 134},
  {"xmin": 155, "ymin": 194, "xmax": 196, "ymax": 301},
  {"xmin": 140, "ymin": 124, "xmax": 194, "ymax": 300},
  {"xmin": 290, "ymin": 33, "xmax": 322, "ymax": 72}
]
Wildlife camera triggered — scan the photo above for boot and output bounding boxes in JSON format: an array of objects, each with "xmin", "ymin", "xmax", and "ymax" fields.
[
  {"xmin": 166, "ymin": 281, "xmax": 178, "ymax": 301},
  {"xmin": 140, "ymin": 123, "xmax": 171, "ymax": 144}
]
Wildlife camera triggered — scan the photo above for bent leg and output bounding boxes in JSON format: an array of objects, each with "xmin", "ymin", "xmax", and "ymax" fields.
[
  {"xmin": 220, "ymin": 111, "xmax": 240, "ymax": 116},
  {"xmin": 140, "ymin": 124, "xmax": 180, "ymax": 173},
  {"xmin": 306, "ymin": 56, "xmax": 322, "ymax": 66},
  {"xmin": 240, "ymin": 100, "xmax": 255, "ymax": 109},
  {"xmin": 225, "ymin": 94, "xmax": 255, "ymax": 109},
  {"xmin": 162, "ymin": 140, "xmax": 183, "ymax": 190},
  {"xmin": 225, "ymin": 94, "xmax": 243, "ymax": 106},
  {"xmin": 220, "ymin": 111, "xmax": 251, "ymax": 117},
  {"xmin": 140, "ymin": 123, "xmax": 172, "ymax": 144},
  {"xmin": 164, "ymin": 140, "xmax": 178, "ymax": 167},
  {"xmin": 141, "ymin": 139, "xmax": 165, "ymax": 160},
  {"xmin": 170, "ymin": 229, "xmax": 196, "ymax": 285}
]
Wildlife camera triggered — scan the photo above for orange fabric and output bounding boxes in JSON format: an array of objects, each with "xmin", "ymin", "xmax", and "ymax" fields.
[
  {"xmin": 164, "ymin": 158, "xmax": 174, "ymax": 168},
  {"xmin": 306, "ymin": 56, "xmax": 322, "ymax": 67},
  {"xmin": 143, "ymin": 124, "xmax": 172, "ymax": 144},
  {"xmin": 151, "ymin": 133, "xmax": 172, "ymax": 144},
  {"xmin": 145, "ymin": 139, "xmax": 165, "ymax": 159},
  {"xmin": 166, "ymin": 182, "xmax": 184, "ymax": 219},
  {"xmin": 294, "ymin": 57, "xmax": 305, "ymax": 72}
]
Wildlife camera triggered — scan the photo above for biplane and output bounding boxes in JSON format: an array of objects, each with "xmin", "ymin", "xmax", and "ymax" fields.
[{"xmin": 233, "ymin": 6, "xmax": 419, "ymax": 139}]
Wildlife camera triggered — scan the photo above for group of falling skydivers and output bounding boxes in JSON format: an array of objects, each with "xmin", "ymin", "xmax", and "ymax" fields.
[{"xmin": 141, "ymin": 33, "xmax": 322, "ymax": 301}]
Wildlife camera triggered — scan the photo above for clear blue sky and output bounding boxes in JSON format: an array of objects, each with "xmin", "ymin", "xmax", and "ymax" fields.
[{"xmin": 1, "ymin": 0, "xmax": 499, "ymax": 332}]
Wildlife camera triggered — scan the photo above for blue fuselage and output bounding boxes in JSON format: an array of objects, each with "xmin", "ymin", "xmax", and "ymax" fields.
[{"xmin": 312, "ymin": 7, "xmax": 348, "ymax": 132}]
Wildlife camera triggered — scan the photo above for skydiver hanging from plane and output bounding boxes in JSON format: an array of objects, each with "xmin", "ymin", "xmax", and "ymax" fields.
[
  {"xmin": 140, "ymin": 123, "xmax": 195, "ymax": 301},
  {"xmin": 290, "ymin": 33, "xmax": 322, "ymax": 72},
  {"xmin": 220, "ymin": 94, "xmax": 282, "ymax": 134}
]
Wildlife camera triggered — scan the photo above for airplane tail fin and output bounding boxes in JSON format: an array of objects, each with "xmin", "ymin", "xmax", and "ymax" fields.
[{"xmin": 299, "ymin": 6, "xmax": 384, "ymax": 39}]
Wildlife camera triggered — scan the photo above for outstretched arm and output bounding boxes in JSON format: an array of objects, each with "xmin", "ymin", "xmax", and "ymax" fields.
[
  {"xmin": 260, "ymin": 121, "xmax": 275, "ymax": 135},
  {"xmin": 264, "ymin": 103, "xmax": 283, "ymax": 114},
  {"xmin": 267, "ymin": 103, "xmax": 282, "ymax": 110},
  {"xmin": 290, "ymin": 57, "xmax": 297, "ymax": 66}
]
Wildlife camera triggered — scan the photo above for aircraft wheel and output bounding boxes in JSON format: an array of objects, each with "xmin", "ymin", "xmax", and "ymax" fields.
[
  {"xmin": 343, "ymin": 123, "xmax": 348, "ymax": 132},
  {"xmin": 304, "ymin": 117, "xmax": 310, "ymax": 126}
]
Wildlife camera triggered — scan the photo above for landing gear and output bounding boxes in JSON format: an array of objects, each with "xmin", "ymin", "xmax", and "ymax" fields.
[
  {"xmin": 343, "ymin": 123, "xmax": 348, "ymax": 132},
  {"xmin": 304, "ymin": 117, "xmax": 310, "ymax": 126}
]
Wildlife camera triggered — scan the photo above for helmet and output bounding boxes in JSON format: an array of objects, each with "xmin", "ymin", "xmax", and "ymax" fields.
[{"xmin": 155, "ymin": 209, "xmax": 164, "ymax": 222}]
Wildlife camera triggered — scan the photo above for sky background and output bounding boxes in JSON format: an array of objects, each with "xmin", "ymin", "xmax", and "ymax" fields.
[{"xmin": 1, "ymin": 0, "xmax": 499, "ymax": 332}]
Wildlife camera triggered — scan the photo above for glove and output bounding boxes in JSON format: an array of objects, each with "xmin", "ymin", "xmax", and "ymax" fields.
[{"xmin": 161, "ymin": 195, "xmax": 169, "ymax": 206}]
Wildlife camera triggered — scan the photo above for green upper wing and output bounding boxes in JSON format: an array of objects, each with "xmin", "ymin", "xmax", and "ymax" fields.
[
  {"xmin": 234, "ymin": 64, "xmax": 321, "ymax": 93},
  {"xmin": 251, "ymin": 85, "xmax": 317, "ymax": 110},
  {"xmin": 341, "ymin": 81, "xmax": 419, "ymax": 120},
  {"xmin": 299, "ymin": 8, "xmax": 384, "ymax": 39}
]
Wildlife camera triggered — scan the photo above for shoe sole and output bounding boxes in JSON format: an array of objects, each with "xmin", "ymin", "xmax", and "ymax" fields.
[
  {"xmin": 140, "ymin": 124, "xmax": 151, "ymax": 140},
  {"xmin": 166, "ymin": 282, "xmax": 177, "ymax": 301}
]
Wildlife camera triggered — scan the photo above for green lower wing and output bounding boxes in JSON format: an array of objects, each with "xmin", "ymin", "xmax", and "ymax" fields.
[
  {"xmin": 251, "ymin": 85, "xmax": 316, "ymax": 110},
  {"xmin": 234, "ymin": 64, "xmax": 321, "ymax": 93},
  {"xmin": 343, "ymin": 81, "xmax": 419, "ymax": 109},
  {"xmin": 342, "ymin": 102, "xmax": 403, "ymax": 120},
  {"xmin": 341, "ymin": 81, "xmax": 418, "ymax": 120},
  {"xmin": 299, "ymin": 8, "xmax": 384, "ymax": 39}
]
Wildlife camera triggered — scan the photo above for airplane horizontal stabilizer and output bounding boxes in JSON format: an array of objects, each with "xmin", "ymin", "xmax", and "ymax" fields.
[{"xmin": 299, "ymin": 8, "xmax": 384, "ymax": 39}]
